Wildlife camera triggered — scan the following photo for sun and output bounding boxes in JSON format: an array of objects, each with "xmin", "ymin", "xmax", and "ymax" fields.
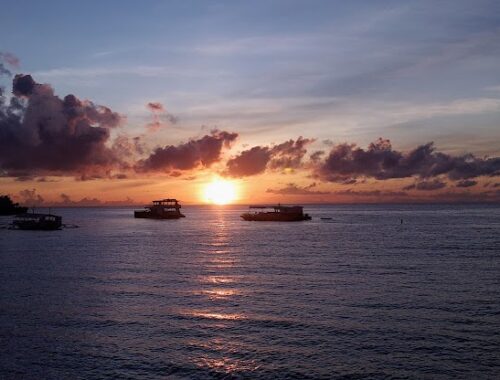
[{"xmin": 203, "ymin": 179, "xmax": 237, "ymax": 205}]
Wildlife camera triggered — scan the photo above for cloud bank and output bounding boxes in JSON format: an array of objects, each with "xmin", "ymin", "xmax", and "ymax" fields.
[
  {"xmin": 0, "ymin": 73, "xmax": 124, "ymax": 178},
  {"xmin": 136, "ymin": 130, "xmax": 238, "ymax": 173},
  {"xmin": 225, "ymin": 137, "xmax": 313, "ymax": 177},
  {"xmin": 266, "ymin": 182, "xmax": 330, "ymax": 195},
  {"xmin": 315, "ymin": 138, "xmax": 500, "ymax": 184}
]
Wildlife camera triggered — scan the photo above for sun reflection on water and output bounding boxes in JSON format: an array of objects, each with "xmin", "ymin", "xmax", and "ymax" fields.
[
  {"xmin": 205, "ymin": 275, "xmax": 235, "ymax": 284},
  {"xmin": 184, "ymin": 208, "xmax": 251, "ymax": 374},
  {"xmin": 190, "ymin": 311, "xmax": 244, "ymax": 321},
  {"xmin": 202, "ymin": 288, "xmax": 238, "ymax": 300}
]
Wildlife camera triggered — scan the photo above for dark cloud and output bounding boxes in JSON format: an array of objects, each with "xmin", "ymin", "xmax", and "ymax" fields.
[
  {"xmin": 315, "ymin": 138, "xmax": 500, "ymax": 183},
  {"xmin": 147, "ymin": 102, "xmax": 164, "ymax": 112},
  {"xmin": 266, "ymin": 182, "xmax": 330, "ymax": 195},
  {"xmin": 403, "ymin": 179, "xmax": 447, "ymax": 191},
  {"xmin": 309, "ymin": 150, "xmax": 325, "ymax": 163},
  {"xmin": 36, "ymin": 177, "xmax": 59, "ymax": 182},
  {"xmin": 12, "ymin": 74, "xmax": 37, "ymax": 96},
  {"xmin": 0, "ymin": 74, "xmax": 125, "ymax": 178},
  {"xmin": 225, "ymin": 146, "xmax": 271, "ymax": 177},
  {"xmin": 111, "ymin": 134, "xmax": 144, "ymax": 164},
  {"xmin": 169, "ymin": 171, "xmax": 183, "ymax": 177},
  {"xmin": 137, "ymin": 129, "xmax": 237, "ymax": 173},
  {"xmin": 455, "ymin": 179, "xmax": 477, "ymax": 188},
  {"xmin": 225, "ymin": 137, "xmax": 313, "ymax": 177}
]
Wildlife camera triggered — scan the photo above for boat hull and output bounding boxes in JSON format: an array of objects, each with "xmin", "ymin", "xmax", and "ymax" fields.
[
  {"xmin": 241, "ymin": 213, "xmax": 311, "ymax": 222},
  {"xmin": 12, "ymin": 220, "xmax": 62, "ymax": 230},
  {"xmin": 134, "ymin": 210, "xmax": 185, "ymax": 219}
]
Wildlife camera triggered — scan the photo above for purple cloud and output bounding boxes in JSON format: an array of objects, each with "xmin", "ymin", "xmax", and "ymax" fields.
[{"xmin": 136, "ymin": 129, "xmax": 238, "ymax": 173}]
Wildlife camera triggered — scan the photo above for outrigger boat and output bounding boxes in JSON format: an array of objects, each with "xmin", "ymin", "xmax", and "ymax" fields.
[
  {"xmin": 134, "ymin": 199, "xmax": 185, "ymax": 219},
  {"xmin": 241, "ymin": 204, "xmax": 311, "ymax": 222},
  {"xmin": 12, "ymin": 212, "xmax": 62, "ymax": 230}
]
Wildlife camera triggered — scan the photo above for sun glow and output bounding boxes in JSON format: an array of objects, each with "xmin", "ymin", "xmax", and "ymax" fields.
[{"xmin": 203, "ymin": 179, "xmax": 237, "ymax": 205}]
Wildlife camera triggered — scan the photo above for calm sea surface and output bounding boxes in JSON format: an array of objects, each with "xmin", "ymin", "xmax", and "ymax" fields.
[{"xmin": 0, "ymin": 204, "xmax": 499, "ymax": 379}]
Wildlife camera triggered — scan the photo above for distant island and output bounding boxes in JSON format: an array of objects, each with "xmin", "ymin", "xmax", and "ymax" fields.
[{"xmin": 0, "ymin": 195, "xmax": 28, "ymax": 215}]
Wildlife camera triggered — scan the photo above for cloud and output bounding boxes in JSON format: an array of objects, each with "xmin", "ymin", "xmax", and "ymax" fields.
[
  {"xmin": 224, "ymin": 146, "xmax": 271, "ymax": 177},
  {"xmin": 58, "ymin": 193, "xmax": 135, "ymax": 206},
  {"xmin": 334, "ymin": 189, "xmax": 408, "ymax": 197},
  {"xmin": 136, "ymin": 129, "xmax": 238, "ymax": 173},
  {"xmin": 266, "ymin": 182, "xmax": 330, "ymax": 195},
  {"xmin": 18, "ymin": 188, "xmax": 44, "ymax": 206},
  {"xmin": 455, "ymin": 179, "xmax": 477, "ymax": 188},
  {"xmin": 309, "ymin": 150, "xmax": 325, "ymax": 163},
  {"xmin": 225, "ymin": 137, "xmax": 313, "ymax": 177},
  {"xmin": 403, "ymin": 179, "xmax": 447, "ymax": 191},
  {"xmin": 147, "ymin": 102, "xmax": 164, "ymax": 112},
  {"xmin": 0, "ymin": 74, "xmax": 125, "ymax": 178},
  {"xmin": 0, "ymin": 52, "xmax": 19, "ymax": 76},
  {"xmin": 315, "ymin": 138, "xmax": 500, "ymax": 183},
  {"xmin": 146, "ymin": 101, "xmax": 177, "ymax": 132}
]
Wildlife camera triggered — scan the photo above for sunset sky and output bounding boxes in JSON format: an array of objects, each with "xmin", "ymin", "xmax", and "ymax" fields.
[{"xmin": 1, "ymin": 0, "xmax": 499, "ymax": 205}]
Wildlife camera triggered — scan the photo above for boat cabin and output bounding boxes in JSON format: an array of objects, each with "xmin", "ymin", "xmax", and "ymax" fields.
[
  {"xmin": 242, "ymin": 204, "xmax": 311, "ymax": 221},
  {"xmin": 13, "ymin": 213, "xmax": 63, "ymax": 230},
  {"xmin": 134, "ymin": 198, "xmax": 185, "ymax": 219}
]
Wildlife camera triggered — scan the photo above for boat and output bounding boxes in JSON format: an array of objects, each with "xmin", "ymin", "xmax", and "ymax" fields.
[
  {"xmin": 12, "ymin": 212, "xmax": 62, "ymax": 230},
  {"xmin": 0, "ymin": 195, "xmax": 28, "ymax": 215},
  {"xmin": 241, "ymin": 204, "xmax": 312, "ymax": 222},
  {"xmin": 134, "ymin": 198, "xmax": 185, "ymax": 219}
]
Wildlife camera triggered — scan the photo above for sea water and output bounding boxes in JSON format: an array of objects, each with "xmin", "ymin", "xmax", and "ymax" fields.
[{"xmin": 0, "ymin": 204, "xmax": 499, "ymax": 379}]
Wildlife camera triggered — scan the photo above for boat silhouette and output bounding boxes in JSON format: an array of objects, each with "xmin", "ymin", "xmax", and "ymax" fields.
[
  {"xmin": 12, "ymin": 212, "xmax": 62, "ymax": 230},
  {"xmin": 241, "ymin": 204, "xmax": 311, "ymax": 222},
  {"xmin": 134, "ymin": 199, "xmax": 185, "ymax": 219}
]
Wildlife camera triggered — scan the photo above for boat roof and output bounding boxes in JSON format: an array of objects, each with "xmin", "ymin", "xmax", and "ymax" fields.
[
  {"xmin": 249, "ymin": 205, "xmax": 303, "ymax": 209},
  {"xmin": 152, "ymin": 198, "xmax": 179, "ymax": 203}
]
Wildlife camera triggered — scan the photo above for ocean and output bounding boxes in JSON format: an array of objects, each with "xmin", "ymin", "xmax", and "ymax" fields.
[{"xmin": 0, "ymin": 204, "xmax": 499, "ymax": 379}]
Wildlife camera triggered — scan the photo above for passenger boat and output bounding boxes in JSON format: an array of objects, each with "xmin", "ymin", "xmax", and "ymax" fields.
[
  {"xmin": 134, "ymin": 199, "xmax": 185, "ymax": 219},
  {"xmin": 12, "ymin": 213, "xmax": 63, "ymax": 230},
  {"xmin": 241, "ymin": 205, "xmax": 311, "ymax": 222}
]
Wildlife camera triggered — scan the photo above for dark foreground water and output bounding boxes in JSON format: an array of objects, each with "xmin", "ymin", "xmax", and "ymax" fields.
[{"xmin": 0, "ymin": 204, "xmax": 499, "ymax": 379}]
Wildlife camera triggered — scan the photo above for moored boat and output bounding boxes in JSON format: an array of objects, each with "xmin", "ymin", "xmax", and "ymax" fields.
[
  {"xmin": 12, "ymin": 213, "xmax": 62, "ymax": 230},
  {"xmin": 134, "ymin": 198, "xmax": 185, "ymax": 219},
  {"xmin": 241, "ymin": 205, "xmax": 311, "ymax": 222}
]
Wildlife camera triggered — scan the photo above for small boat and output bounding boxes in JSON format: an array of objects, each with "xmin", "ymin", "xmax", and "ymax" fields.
[
  {"xmin": 12, "ymin": 212, "xmax": 62, "ymax": 230},
  {"xmin": 320, "ymin": 217, "xmax": 332, "ymax": 220},
  {"xmin": 241, "ymin": 204, "xmax": 311, "ymax": 222},
  {"xmin": 134, "ymin": 198, "xmax": 185, "ymax": 219}
]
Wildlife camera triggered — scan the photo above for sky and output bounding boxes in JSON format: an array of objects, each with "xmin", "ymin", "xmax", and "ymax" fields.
[{"xmin": 0, "ymin": 0, "xmax": 499, "ymax": 205}]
